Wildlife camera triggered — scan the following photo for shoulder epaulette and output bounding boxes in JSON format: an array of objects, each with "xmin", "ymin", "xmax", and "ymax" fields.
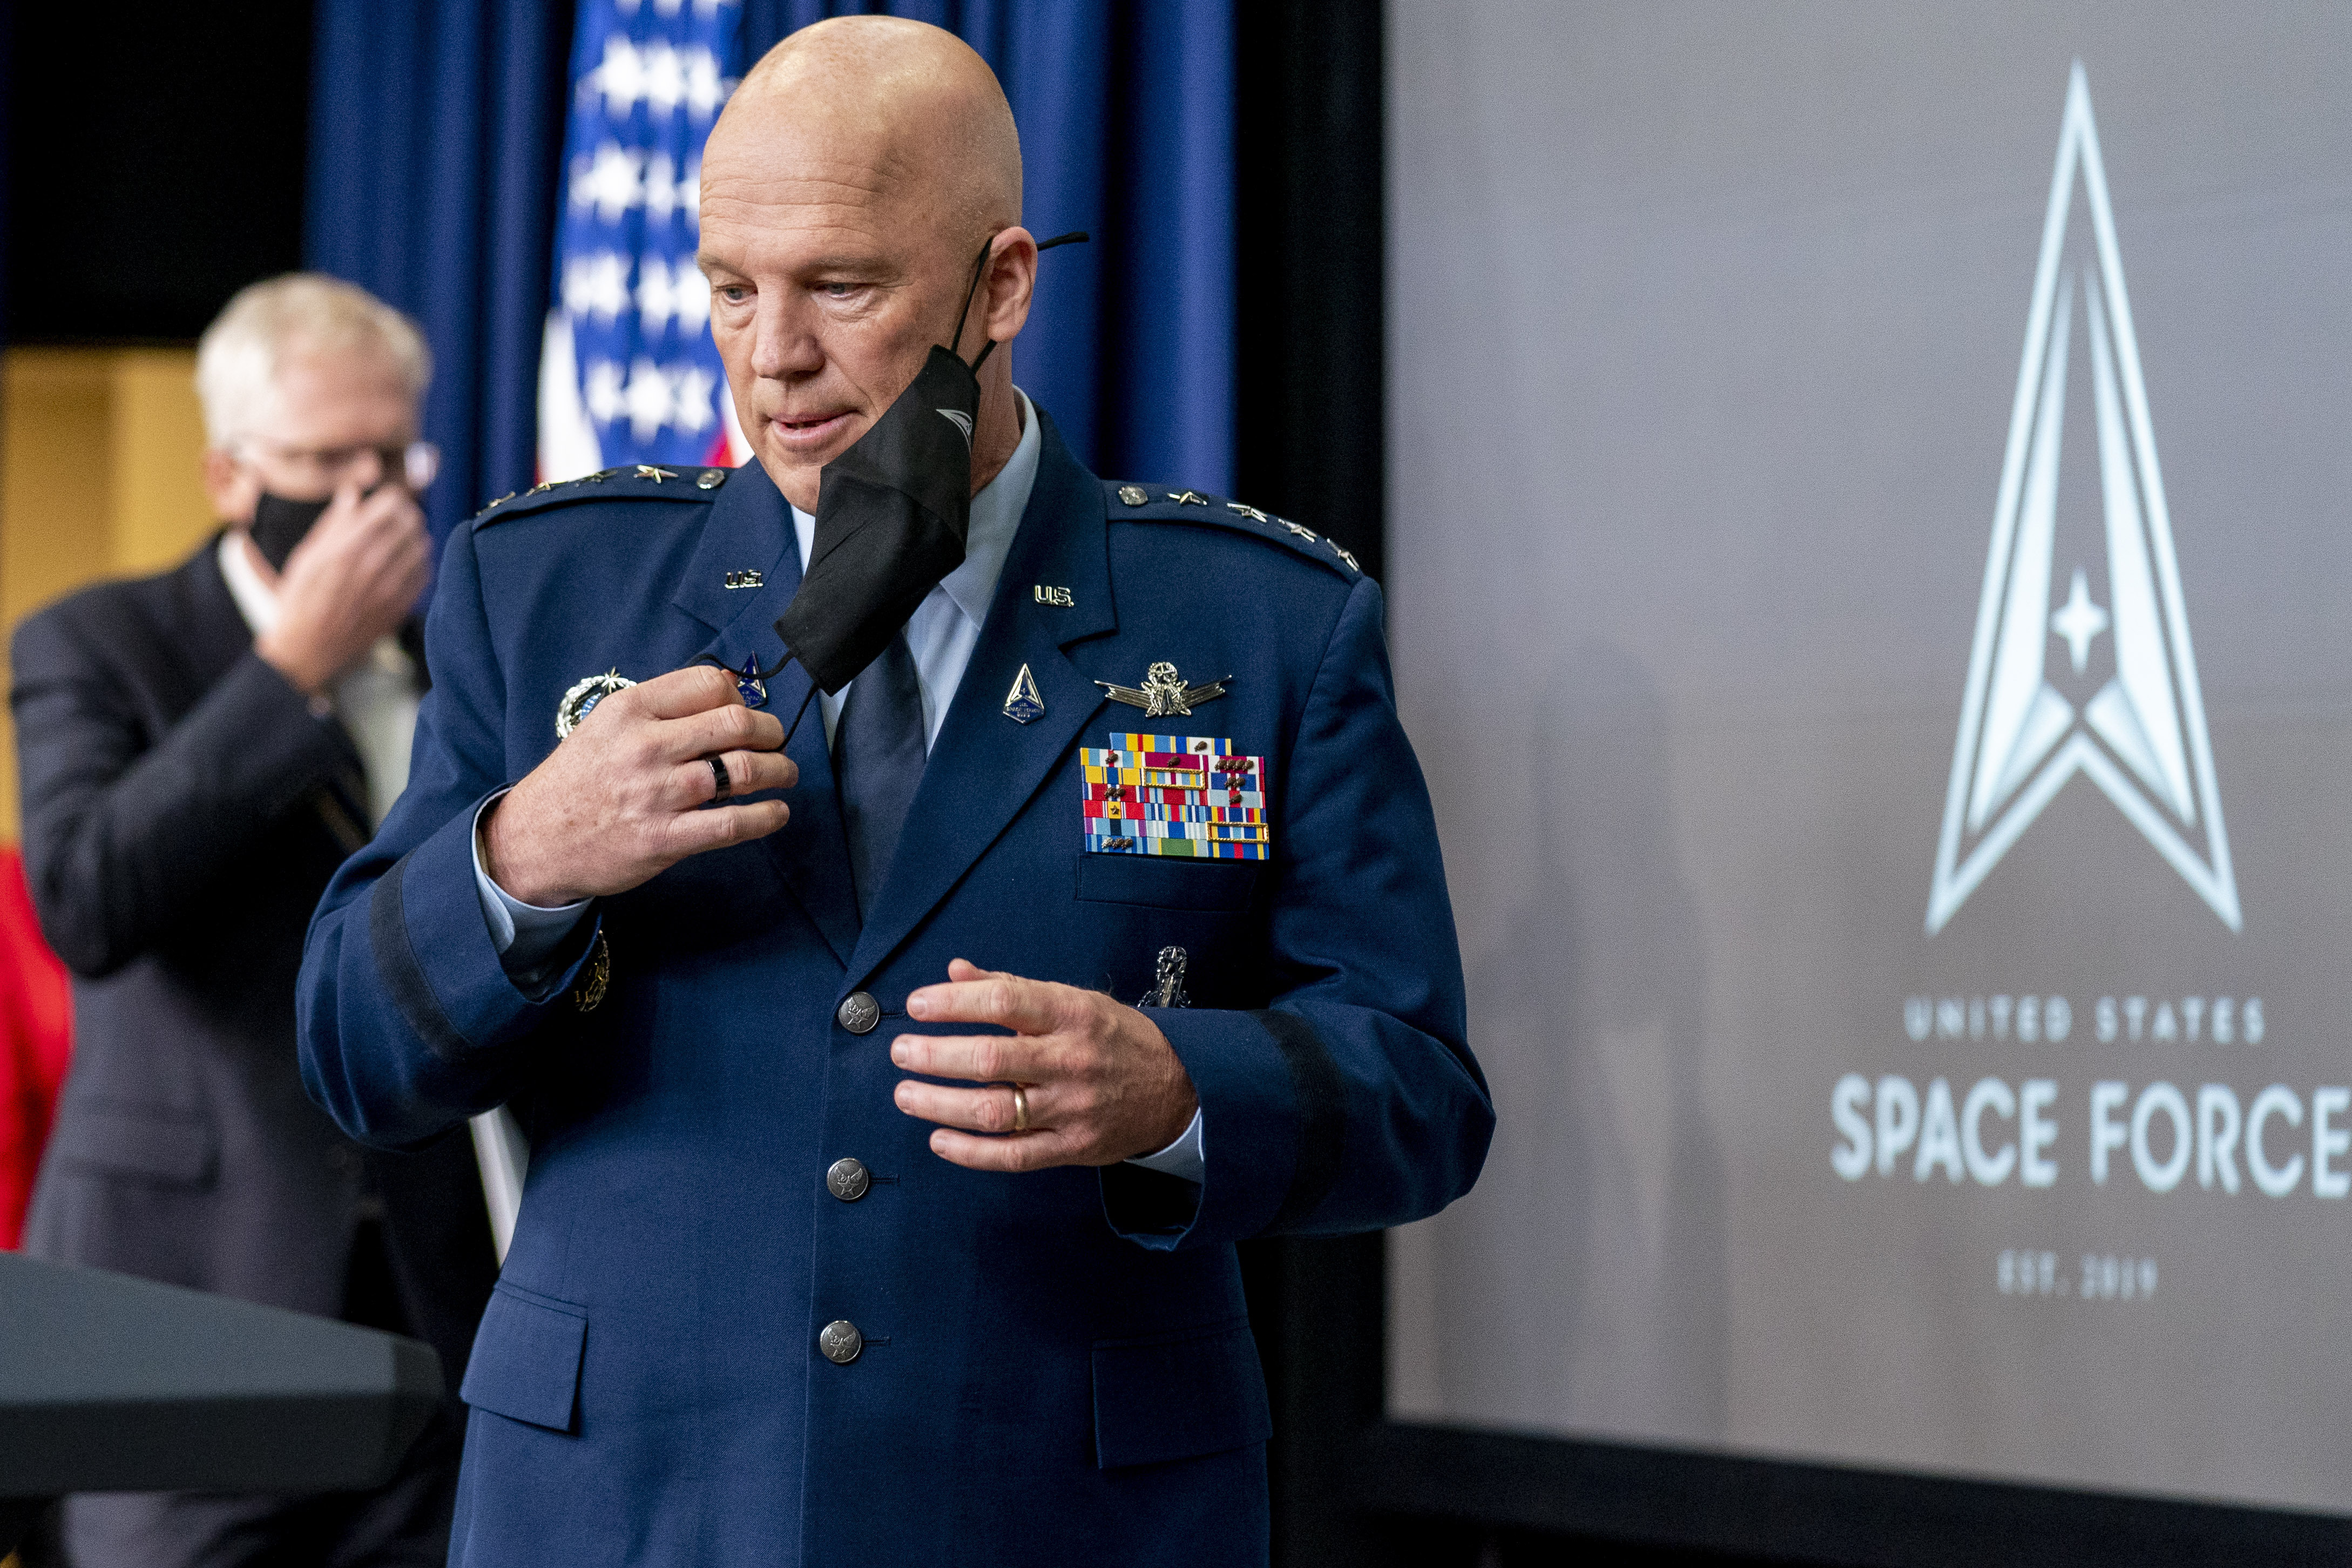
[
  {"xmin": 1101, "ymin": 481, "xmax": 1363, "ymax": 578},
  {"xmin": 471, "ymin": 463, "xmax": 734, "ymax": 529}
]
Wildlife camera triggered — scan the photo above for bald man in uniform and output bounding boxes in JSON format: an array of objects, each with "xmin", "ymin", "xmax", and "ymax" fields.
[{"xmin": 299, "ymin": 18, "xmax": 1490, "ymax": 1566}]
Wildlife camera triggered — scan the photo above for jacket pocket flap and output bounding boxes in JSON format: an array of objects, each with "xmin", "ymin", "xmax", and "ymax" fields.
[
  {"xmin": 459, "ymin": 1283, "xmax": 586, "ymax": 1433},
  {"xmin": 50, "ymin": 1104, "xmax": 217, "ymax": 1187},
  {"xmin": 1074, "ymin": 855, "xmax": 1259, "ymax": 911},
  {"xmin": 1092, "ymin": 1318, "xmax": 1270, "ymax": 1469}
]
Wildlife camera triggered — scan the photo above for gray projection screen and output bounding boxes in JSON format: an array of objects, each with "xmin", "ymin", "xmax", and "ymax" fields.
[{"xmin": 1385, "ymin": 2, "xmax": 2352, "ymax": 1516}]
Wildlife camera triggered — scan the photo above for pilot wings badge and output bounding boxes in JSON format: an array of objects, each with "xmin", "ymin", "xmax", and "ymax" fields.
[{"xmin": 1096, "ymin": 661, "xmax": 1232, "ymax": 718}]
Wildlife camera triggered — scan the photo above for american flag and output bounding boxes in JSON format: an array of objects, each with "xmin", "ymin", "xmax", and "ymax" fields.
[{"xmin": 538, "ymin": 0, "xmax": 747, "ymax": 481}]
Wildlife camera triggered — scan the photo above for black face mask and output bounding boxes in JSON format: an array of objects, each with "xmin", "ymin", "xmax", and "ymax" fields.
[
  {"xmin": 745, "ymin": 230, "xmax": 1089, "ymax": 714},
  {"xmin": 247, "ymin": 491, "xmax": 332, "ymax": 572},
  {"xmin": 775, "ymin": 341, "xmax": 982, "ymax": 694}
]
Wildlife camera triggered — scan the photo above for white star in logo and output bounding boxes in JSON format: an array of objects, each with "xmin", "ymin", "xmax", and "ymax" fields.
[
  {"xmin": 1928, "ymin": 63, "xmax": 2236, "ymax": 935},
  {"xmin": 2049, "ymin": 567, "xmax": 2110, "ymax": 674}
]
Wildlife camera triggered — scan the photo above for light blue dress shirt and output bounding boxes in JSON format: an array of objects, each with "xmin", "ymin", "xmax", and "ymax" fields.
[{"xmin": 472, "ymin": 391, "xmax": 1205, "ymax": 1180}]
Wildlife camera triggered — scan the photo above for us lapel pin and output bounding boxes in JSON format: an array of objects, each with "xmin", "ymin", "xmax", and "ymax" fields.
[{"xmin": 1003, "ymin": 663, "xmax": 1046, "ymax": 724}]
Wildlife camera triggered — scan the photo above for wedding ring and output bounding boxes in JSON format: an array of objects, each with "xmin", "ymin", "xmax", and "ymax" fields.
[
  {"xmin": 709, "ymin": 755, "xmax": 732, "ymax": 801},
  {"xmin": 1010, "ymin": 1084, "xmax": 1029, "ymax": 1133}
]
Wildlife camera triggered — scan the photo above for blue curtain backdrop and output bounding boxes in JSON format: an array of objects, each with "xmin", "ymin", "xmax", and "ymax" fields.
[
  {"xmin": 306, "ymin": 2, "xmax": 572, "ymax": 544},
  {"xmin": 307, "ymin": 0, "xmax": 1232, "ymax": 545}
]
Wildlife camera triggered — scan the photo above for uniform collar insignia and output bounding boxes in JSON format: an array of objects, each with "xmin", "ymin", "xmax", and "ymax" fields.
[{"xmin": 1003, "ymin": 663, "xmax": 1046, "ymax": 724}]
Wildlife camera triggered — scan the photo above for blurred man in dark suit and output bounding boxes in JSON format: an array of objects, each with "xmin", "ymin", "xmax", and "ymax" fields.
[{"xmin": 11, "ymin": 274, "xmax": 497, "ymax": 1568}]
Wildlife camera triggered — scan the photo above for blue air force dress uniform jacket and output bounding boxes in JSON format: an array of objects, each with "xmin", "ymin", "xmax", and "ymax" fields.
[{"xmin": 296, "ymin": 409, "xmax": 1492, "ymax": 1568}]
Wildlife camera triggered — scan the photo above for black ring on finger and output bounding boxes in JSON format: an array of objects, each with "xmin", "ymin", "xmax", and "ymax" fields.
[{"xmin": 709, "ymin": 755, "xmax": 732, "ymax": 802}]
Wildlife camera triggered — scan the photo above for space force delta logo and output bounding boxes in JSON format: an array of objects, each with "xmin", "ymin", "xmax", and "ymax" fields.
[{"xmin": 1927, "ymin": 64, "xmax": 2240, "ymax": 937}]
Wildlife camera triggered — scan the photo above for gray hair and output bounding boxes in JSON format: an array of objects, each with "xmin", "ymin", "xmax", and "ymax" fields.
[{"xmin": 193, "ymin": 273, "xmax": 432, "ymax": 448}]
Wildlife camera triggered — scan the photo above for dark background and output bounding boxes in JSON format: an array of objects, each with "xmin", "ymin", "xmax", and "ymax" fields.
[
  {"xmin": 6, "ymin": 3, "xmax": 312, "ymax": 344},
  {"xmin": 11, "ymin": 4, "xmax": 2349, "ymax": 1565}
]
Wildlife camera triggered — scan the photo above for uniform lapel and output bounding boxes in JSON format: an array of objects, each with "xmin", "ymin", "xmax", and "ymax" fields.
[
  {"xmin": 846, "ymin": 421, "xmax": 1114, "ymax": 987},
  {"xmin": 674, "ymin": 463, "xmax": 860, "ymax": 967}
]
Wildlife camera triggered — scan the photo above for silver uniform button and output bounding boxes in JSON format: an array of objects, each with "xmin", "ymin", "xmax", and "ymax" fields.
[
  {"xmin": 836, "ymin": 991, "xmax": 881, "ymax": 1034},
  {"xmin": 826, "ymin": 1158, "xmax": 871, "ymax": 1202},
  {"xmin": 695, "ymin": 468, "xmax": 727, "ymax": 489},
  {"xmin": 819, "ymin": 1320, "xmax": 864, "ymax": 1364}
]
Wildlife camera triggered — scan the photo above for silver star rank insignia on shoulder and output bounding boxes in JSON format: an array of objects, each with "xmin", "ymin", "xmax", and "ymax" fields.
[
  {"xmin": 1097, "ymin": 660, "xmax": 1231, "ymax": 718},
  {"xmin": 556, "ymin": 668, "xmax": 637, "ymax": 739}
]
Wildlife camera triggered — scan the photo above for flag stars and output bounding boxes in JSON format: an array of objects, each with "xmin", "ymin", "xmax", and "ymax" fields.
[
  {"xmin": 583, "ymin": 360, "xmax": 627, "ymax": 428},
  {"xmin": 2050, "ymin": 567, "xmax": 2110, "ymax": 673},
  {"xmin": 624, "ymin": 356, "xmax": 679, "ymax": 441},
  {"xmin": 578, "ymin": 37, "xmax": 732, "ymax": 123},
  {"xmin": 571, "ymin": 141, "xmax": 646, "ymax": 223},
  {"xmin": 552, "ymin": 3, "xmax": 738, "ymax": 470},
  {"xmin": 639, "ymin": 43, "xmax": 687, "ymax": 115},
  {"xmin": 682, "ymin": 53, "xmax": 728, "ymax": 119},
  {"xmin": 582, "ymin": 37, "xmax": 646, "ymax": 116},
  {"xmin": 643, "ymin": 152, "xmax": 680, "ymax": 221},
  {"xmin": 639, "ymin": 153, "xmax": 704, "ymax": 229},
  {"xmin": 667, "ymin": 363, "xmax": 717, "ymax": 435},
  {"xmin": 670, "ymin": 261, "xmax": 710, "ymax": 333},
  {"xmin": 563, "ymin": 251, "xmax": 631, "ymax": 321},
  {"xmin": 569, "ymin": 147, "xmax": 699, "ymax": 232},
  {"xmin": 585, "ymin": 358, "xmax": 719, "ymax": 441},
  {"xmin": 635, "ymin": 256, "xmax": 709, "ymax": 336}
]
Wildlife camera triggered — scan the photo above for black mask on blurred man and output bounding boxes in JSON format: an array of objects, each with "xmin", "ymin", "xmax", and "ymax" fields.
[{"xmin": 247, "ymin": 491, "xmax": 332, "ymax": 573}]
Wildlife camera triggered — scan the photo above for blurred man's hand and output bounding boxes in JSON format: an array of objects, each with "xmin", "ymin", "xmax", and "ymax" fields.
[{"xmin": 253, "ymin": 479, "xmax": 431, "ymax": 695}]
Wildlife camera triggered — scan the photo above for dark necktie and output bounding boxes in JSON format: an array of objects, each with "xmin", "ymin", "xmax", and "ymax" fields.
[{"xmin": 833, "ymin": 631, "xmax": 928, "ymax": 922}]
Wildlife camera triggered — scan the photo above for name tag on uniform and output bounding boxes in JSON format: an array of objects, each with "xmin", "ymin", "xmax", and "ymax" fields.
[{"xmin": 1080, "ymin": 732, "xmax": 1270, "ymax": 860}]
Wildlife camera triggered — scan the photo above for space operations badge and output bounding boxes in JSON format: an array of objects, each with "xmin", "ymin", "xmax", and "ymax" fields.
[{"xmin": 1080, "ymin": 732, "xmax": 1270, "ymax": 860}]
